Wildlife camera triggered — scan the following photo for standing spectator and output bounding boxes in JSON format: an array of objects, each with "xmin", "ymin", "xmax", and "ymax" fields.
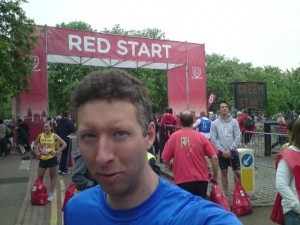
[
  {"xmin": 162, "ymin": 110, "xmax": 219, "ymax": 199},
  {"xmin": 271, "ymin": 118, "xmax": 288, "ymax": 151},
  {"xmin": 17, "ymin": 119, "xmax": 30, "ymax": 152},
  {"xmin": 208, "ymin": 111, "xmax": 216, "ymax": 121},
  {"xmin": 33, "ymin": 122, "xmax": 67, "ymax": 201},
  {"xmin": 56, "ymin": 112, "xmax": 76, "ymax": 175},
  {"xmin": 193, "ymin": 111, "xmax": 212, "ymax": 140},
  {"xmin": 17, "ymin": 119, "xmax": 29, "ymax": 136},
  {"xmin": 14, "ymin": 126, "xmax": 28, "ymax": 156},
  {"xmin": 0, "ymin": 119, "xmax": 9, "ymax": 157},
  {"xmin": 276, "ymin": 119, "xmax": 300, "ymax": 224},
  {"xmin": 237, "ymin": 109, "xmax": 255, "ymax": 148},
  {"xmin": 160, "ymin": 107, "xmax": 179, "ymax": 134},
  {"xmin": 258, "ymin": 113, "xmax": 265, "ymax": 122},
  {"xmin": 210, "ymin": 100, "xmax": 241, "ymax": 200},
  {"xmin": 64, "ymin": 70, "xmax": 241, "ymax": 225},
  {"xmin": 285, "ymin": 111, "xmax": 293, "ymax": 122},
  {"xmin": 293, "ymin": 111, "xmax": 300, "ymax": 119},
  {"xmin": 278, "ymin": 119, "xmax": 297, "ymax": 155},
  {"xmin": 158, "ymin": 107, "xmax": 178, "ymax": 162},
  {"xmin": 277, "ymin": 113, "xmax": 285, "ymax": 123}
]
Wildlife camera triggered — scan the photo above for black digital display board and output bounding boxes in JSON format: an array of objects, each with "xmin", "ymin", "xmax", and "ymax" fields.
[{"xmin": 234, "ymin": 82, "xmax": 267, "ymax": 109}]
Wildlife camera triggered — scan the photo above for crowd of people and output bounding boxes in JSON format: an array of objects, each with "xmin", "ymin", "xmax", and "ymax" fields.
[{"xmin": 3, "ymin": 68, "xmax": 300, "ymax": 224}]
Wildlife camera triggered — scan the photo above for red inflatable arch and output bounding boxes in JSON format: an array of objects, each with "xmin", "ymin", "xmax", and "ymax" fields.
[{"xmin": 12, "ymin": 25, "xmax": 207, "ymax": 142}]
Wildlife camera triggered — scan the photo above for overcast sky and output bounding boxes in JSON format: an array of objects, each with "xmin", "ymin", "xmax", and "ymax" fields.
[{"xmin": 21, "ymin": 0, "xmax": 300, "ymax": 70}]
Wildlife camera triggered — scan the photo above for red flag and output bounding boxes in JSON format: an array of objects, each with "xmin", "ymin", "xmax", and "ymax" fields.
[{"xmin": 207, "ymin": 93, "xmax": 217, "ymax": 110}]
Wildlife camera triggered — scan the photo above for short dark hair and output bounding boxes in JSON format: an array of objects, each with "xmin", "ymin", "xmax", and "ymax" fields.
[
  {"xmin": 242, "ymin": 109, "xmax": 248, "ymax": 114},
  {"xmin": 63, "ymin": 112, "xmax": 70, "ymax": 118},
  {"xmin": 164, "ymin": 107, "xmax": 173, "ymax": 114},
  {"xmin": 70, "ymin": 69, "xmax": 152, "ymax": 136},
  {"xmin": 217, "ymin": 100, "xmax": 228, "ymax": 109},
  {"xmin": 179, "ymin": 111, "xmax": 193, "ymax": 127}
]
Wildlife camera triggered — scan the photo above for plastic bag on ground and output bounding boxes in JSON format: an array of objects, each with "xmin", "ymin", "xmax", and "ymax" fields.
[
  {"xmin": 31, "ymin": 178, "xmax": 48, "ymax": 206},
  {"xmin": 209, "ymin": 180, "xmax": 231, "ymax": 212},
  {"xmin": 232, "ymin": 179, "xmax": 253, "ymax": 217}
]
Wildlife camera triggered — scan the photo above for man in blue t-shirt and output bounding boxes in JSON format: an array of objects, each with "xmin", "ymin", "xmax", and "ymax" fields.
[
  {"xmin": 64, "ymin": 70, "xmax": 242, "ymax": 225},
  {"xmin": 193, "ymin": 111, "xmax": 212, "ymax": 140}
]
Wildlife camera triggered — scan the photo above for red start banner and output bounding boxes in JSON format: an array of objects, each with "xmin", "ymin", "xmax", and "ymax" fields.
[
  {"xmin": 47, "ymin": 26, "xmax": 186, "ymax": 64},
  {"xmin": 14, "ymin": 25, "xmax": 206, "ymax": 140}
]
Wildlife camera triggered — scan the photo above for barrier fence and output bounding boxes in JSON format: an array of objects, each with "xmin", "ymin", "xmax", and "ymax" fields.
[{"xmin": 244, "ymin": 131, "xmax": 288, "ymax": 169}]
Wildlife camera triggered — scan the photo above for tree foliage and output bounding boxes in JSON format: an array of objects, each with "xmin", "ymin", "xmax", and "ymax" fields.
[
  {"xmin": 0, "ymin": 0, "xmax": 37, "ymax": 117},
  {"xmin": 205, "ymin": 54, "xmax": 297, "ymax": 117}
]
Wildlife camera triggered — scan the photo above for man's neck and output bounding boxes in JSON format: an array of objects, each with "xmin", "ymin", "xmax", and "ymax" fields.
[
  {"xmin": 106, "ymin": 167, "xmax": 159, "ymax": 210},
  {"xmin": 220, "ymin": 114, "xmax": 229, "ymax": 120},
  {"xmin": 182, "ymin": 126, "xmax": 193, "ymax": 130}
]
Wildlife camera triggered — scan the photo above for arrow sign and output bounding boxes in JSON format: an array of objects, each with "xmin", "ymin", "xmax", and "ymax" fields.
[{"xmin": 241, "ymin": 153, "xmax": 253, "ymax": 168}]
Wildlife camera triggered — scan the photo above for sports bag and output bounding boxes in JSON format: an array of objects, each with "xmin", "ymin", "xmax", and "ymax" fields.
[
  {"xmin": 209, "ymin": 180, "xmax": 231, "ymax": 212},
  {"xmin": 232, "ymin": 179, "xmax": 253, "ymax": 217},
  {"xmin": 31, "ymin": 178, "xmax": 48, "ymax": 206},
  {"xmin": 243, "ymin": 116, "xmax": 255, "ymax": 129}
]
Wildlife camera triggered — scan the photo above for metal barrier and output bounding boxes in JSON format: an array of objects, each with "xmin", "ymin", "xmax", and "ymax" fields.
[{"xmin": 244, "ymin": 131, "xmax": 288, "ymax": 168}]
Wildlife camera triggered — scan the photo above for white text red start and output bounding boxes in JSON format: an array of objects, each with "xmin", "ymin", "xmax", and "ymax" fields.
[{"xmin": 68, "ymin": 35, "xmax": 172, "ymax": 59}]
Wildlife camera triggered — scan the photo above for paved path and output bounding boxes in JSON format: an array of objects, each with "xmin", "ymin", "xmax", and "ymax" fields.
[
  {"xmin": 1, "ymin": 151, "xmax": 278, "ymax": 224},
  {"xmin": 0, "ymin": 152, "xmax": 70, "ymax": 225}
]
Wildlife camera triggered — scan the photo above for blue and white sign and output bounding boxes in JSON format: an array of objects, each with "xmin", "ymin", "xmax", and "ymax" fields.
[{"xmin": 241, "ymin": 153, "xmax": 253, "ymax": 168}]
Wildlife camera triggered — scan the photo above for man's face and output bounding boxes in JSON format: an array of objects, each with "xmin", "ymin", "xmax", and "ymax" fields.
[
  {"xmin": 77, "ymin": 100, "xmax": 155, "ymax": 197},
  {"xmin": 218, "ymin": 103, "xmax": 229, "ymax": 116}
]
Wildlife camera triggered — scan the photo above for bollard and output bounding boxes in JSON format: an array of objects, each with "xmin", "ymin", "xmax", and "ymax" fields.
[{"xmin": 238, "ymin": 148, "xmax": 255, "ymax": 196}]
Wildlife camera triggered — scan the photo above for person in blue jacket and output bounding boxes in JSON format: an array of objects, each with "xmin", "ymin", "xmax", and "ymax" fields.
[{"xmin": 64, "ymin": 69, "xmax": 242, "ymax": 225}]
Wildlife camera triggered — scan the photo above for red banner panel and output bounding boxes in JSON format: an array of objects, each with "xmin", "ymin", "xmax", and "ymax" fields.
[
  {"xmin": 168, "ymin": 43, "xmax": 206, "ymax": 116},
  {"xmin": 13, "ymin": 26, "xmax": 47, "ymax": 142}
]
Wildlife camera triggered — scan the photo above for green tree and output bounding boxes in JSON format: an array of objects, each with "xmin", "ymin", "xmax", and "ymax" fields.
[
  {"xmin": 102, "ymin": 24, "xmax": 166, "ymax": 39},
  {"xmin": 205, "ymin": 53, "xmax": 293, "ymax": 118},
  {"xmin": 0, "ymin": 0, "xmax": 37, "ymax": 118},
  {"xmin": 288, "ymin": 68, "xmax": 300, "ymax": 111}
]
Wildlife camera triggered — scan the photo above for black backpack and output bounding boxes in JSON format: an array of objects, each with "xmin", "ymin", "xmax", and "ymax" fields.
[{"xmin": 243, "ymin": 116, "xmax": 255, "ymax": 129}]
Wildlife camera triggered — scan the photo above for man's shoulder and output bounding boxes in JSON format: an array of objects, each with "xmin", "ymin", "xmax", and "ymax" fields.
[
  {"xmin": 158, "ymin": 181, "xmax": 241, "ymax": 223},
  {"xmin": 212, "ymin": 118, "xmax": 221, "ymax": 124},
  {"xmin": 70, "ymin": 185, "xmax": 101, "ymax": 204}
]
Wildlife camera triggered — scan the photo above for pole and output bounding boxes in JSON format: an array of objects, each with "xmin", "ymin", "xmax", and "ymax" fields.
[
  {"xmin": 185, "ymin": 42, "xmax": 189, "ymax": 110},
  {"xmin": 45, "ymin": 25, "xmax": 49, "ymax": 117}
]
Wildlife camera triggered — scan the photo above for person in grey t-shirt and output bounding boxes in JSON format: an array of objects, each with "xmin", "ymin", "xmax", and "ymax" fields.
[{"xmin": 210, "ymin": 100, "xmax": 241, "ymax": 199}]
